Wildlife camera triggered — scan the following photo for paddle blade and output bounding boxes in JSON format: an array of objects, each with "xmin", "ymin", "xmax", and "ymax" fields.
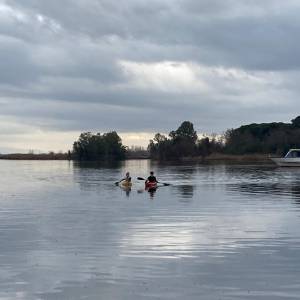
[{"xmin": 137, "ymin": 177, "xmax": 145, "ymax": 180}]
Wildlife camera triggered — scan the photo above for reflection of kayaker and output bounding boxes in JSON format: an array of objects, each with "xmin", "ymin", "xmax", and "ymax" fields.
[
  {"xmin": 145, "ymin": 171, "xmax": 158, "ymax": 189},
  {"xmin": 120, "ymin": 185, "xmax": 131, "ymax": 197}
]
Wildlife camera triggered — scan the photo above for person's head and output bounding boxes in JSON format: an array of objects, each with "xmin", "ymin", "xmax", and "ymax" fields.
[
  {"xmin": 126, "ymin": 172, "xmax": 130, "ymax": 177},
  {"xmin": 150, "ymin": 171, "xmax": 154, "ymax": 175}
]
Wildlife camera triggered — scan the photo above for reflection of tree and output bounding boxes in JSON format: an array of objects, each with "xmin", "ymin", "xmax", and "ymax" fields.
[
  {"xmin": 72, "ymin": 161, "xmax": 123, "ymax": 192},
  {"xmin": 224, "ymin": 165, "xmax": 300, "ymax": 203},
  {"xmin": 291, "ymin": 185, "xmax": 300, "ymax": 204},
  {"xmin": 73, "ymin": 160, "xmax": 122, "ymax": 170},
  {"xmin": 180, "ymin": 166, "xmax": 196, "ymax": 177},
  {"xmin": 168, "ymin": 163, "xmax": 197, "ymax": 180},
  {"xmin": 176, "ymin": 185, "xmax": 194, "ymax": 199},
  {"xmin": 227, "ymin": 182, "xmax": 300, "ymax": 202}
]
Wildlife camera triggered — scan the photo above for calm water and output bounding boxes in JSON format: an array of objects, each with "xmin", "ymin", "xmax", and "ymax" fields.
[{"xmin": 1, "ymin": 159, "xmax": 300, "ymax": 299}]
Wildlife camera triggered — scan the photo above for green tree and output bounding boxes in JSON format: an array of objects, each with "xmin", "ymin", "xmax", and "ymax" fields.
[
  {"xmin": 224, "ymin": 117, "xmax": 300, "ymax": 155},
  {"xmin": 292, "ymin": 116, "xmax": 300, "ymax": 128},
  {"xmin": 72, "ymin": 131, "xmax": 126, "ymax": 161},
  {"xmin": 148, "ymin": 121, "xmax": 198, "ymax": 160},
  {"xmin": 169, "ymin": 121, "xmax": 197, "ymax": 142}
]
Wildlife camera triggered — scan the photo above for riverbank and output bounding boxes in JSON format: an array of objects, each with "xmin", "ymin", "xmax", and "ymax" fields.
[
  {"xmin": 0, "ymin": 153, "xmax": 271, "ymax": 163},
  {"xmin": 0, "ymin": 153, "xmax": 148, "ymax": 160},
  {"xmin": 0, "ymin": 152, "xmax": 271, "ymax": 162},
  {"xmin": 204, "ymin": 153, "xmax": 270, "ymax": 162},
  {"xmin": 0, "ymin": 153, "xmax": 70, "ymax": 160},
  {"xmin": 152, "ymin": 153, "xmax": 271, "ymax": 163}
]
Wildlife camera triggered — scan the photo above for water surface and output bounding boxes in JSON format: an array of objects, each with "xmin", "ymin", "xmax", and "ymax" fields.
[{"xmin": 0, "ymin": 160, "xmax": 300, "ymax": 299}]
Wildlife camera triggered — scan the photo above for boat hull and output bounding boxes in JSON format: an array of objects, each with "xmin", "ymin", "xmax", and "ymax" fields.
[
  {"xmin": 145, "ymin": 182, "xmax": 157, "ymax": 189},
  {"xmin": 270, "ymin": 157, "xmax": 300, "ymax": 167},
  {"xmin": 121, "ymin": 181, "xmax": 132, "ymax": 187}
]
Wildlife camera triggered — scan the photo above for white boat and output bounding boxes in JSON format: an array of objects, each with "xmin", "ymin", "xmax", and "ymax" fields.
[{"xmin": 270, "ymin": 149, "xmax": 300, "ymax": 166}]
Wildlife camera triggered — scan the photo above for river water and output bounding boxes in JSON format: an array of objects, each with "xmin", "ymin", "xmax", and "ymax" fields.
[{"xmin": 1, "ymin": 159, "xmax": 300, "ymax": 299}]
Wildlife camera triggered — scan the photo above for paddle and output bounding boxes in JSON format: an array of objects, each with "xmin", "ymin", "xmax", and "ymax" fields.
[
  {"xmin": 137, "ymin": 177, "xmax": 171, "ymax": 186},
  {"xmin": 115, "ymin": 179, "xmax": 124, "ymax": 185}
]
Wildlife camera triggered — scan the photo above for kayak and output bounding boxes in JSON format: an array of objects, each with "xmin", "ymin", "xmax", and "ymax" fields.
[
  {"xmin": 145, "ymin": 181, "xmax": 157, "ymax": 189},
  {"xmin": 121, "ymin": 181, "xmax": 132, "ymax": 188}
]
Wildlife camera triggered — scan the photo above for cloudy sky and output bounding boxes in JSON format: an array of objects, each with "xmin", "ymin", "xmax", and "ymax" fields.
[{"xmin": 1, "ymin": 0, "xmax": 300, "ymax": 152}]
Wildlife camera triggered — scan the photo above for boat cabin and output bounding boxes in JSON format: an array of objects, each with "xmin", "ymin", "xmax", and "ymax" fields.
[{"xmin": 284, "ymin": 149, "xmax": 300, "ymax": 158}]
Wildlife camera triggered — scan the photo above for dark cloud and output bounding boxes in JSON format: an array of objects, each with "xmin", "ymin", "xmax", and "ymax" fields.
[
  {"xmin": 0, "ymin": 37, "xmax": 40, "ymax": 85},
  {"xmin": 7, "ymin": 0, "xmax": 300, "ymax": 69}
]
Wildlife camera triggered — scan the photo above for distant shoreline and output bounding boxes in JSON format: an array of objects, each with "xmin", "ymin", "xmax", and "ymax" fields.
[
  {"xmin": 154, "ymin": 153, "xmax": 271, "ymax": 163},
  {"xmin": 204, "ymin": 153, "xmax": 270, "ymax": 162},
  {"xmin": 0, "ymin": 153, "xmax": 70, "ymax": 160},
  {"xmin": 0, "ymin": 153, "xmax": 272, "ymax": 162}
]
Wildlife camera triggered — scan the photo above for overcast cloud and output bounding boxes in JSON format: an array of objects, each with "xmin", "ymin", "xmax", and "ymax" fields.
[{"xmin": 1, "ymin": 0, "xmax": 300, "ymax": 152}]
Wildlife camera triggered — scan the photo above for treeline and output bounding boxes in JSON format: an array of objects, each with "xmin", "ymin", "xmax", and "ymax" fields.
[
  {"xmin": 148, "ymin": 116, "xmax": 300, "ymax": 160},
  {"xmin": 73, "ymin": 131, "xmax": 126, "ymax": 160},
  {"xmin": 72, "ymin": 116, "xmax": 300, "ymax": 161},
  {"xmin": 225, "ymin": 116, "xmax": 300, "ymax": 155},
  {"xmin": 148, "ymin": 121, "xmax": 222, "ymax": 160}
]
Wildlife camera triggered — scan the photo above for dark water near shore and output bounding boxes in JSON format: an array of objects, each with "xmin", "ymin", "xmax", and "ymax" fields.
[{"xmin": 1, "ymin": 159, "xmax": 300, "ymax": 299}]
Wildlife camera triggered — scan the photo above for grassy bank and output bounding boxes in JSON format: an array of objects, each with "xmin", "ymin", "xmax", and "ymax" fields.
[
  {"xmin": 205, "ymin": 153, "xmax": 270, "ymax": 162},
  {"xmin": 0, "ymin": 152, "xmax": 272, "ymax": 162},
  {"xmin": 161, "ymin": 153, "xmax": 272, "ymax": 163},
  {"xmin": 0, "ymin": 153, "xmax": 70, "ymax": 160}
]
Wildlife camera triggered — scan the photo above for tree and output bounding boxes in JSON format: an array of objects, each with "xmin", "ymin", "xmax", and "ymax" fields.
[
  {"xmin": 292, "ymin": 116, "xmax": 300, "ymax": 128},
  {"xmin": 198, "ymin": 137, "xmax": 210, "ymax": 157},
  {"xmin": 154, "ymin": 133, "xmax": 167, "ymax": 143},
  {"xmin": 103, "ymin": 131, "xmax": 126, "ymax": 158},
  {"xmin": 148, "ymin": 121, "xmax": 198, "ymax": 160},
  {"xmin": 72, "ymin": 131, "xmax": 126, "ymax": 161},
  {"xmin": 224, "ymin": 117, "xmax": 300, "ymax": 155},
  {"xmin": 169, "ymin": 121, "xmax": 197, "ymax": 142}
]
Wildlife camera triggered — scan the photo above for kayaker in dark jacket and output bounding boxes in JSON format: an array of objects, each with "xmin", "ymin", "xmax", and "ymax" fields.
[{"xmin": 146, "ymin": 171, "xmax": 157, "ymax": 184}]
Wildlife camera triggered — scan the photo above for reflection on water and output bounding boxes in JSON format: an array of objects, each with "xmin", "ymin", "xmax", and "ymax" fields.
[
  {"xmin": 224, "ymin": 165, "xmax": 300, "ymax": 202},
  {"xmin": 120, "ymin": 186, "xmax": 132, "ymax": 197},
  {"xmin": 175, "ymin": 185, "xmax": 194, "ymax": 199},
  {"xmin": 146, "ymin": 187, "xmax": 157, "ymax": 199},
  {"xmin": 228, "ymin": 182, "xmax": 300, "ymax": 198},
  {"xmin": 1, "ymin": 160, "xmax": 300, "ymax": 299}
]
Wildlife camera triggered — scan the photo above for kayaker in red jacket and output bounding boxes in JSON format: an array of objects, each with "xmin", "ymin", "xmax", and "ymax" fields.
[{"xmin": 145, "ymin": 171, "xmax": 157, "ymax": 184}]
